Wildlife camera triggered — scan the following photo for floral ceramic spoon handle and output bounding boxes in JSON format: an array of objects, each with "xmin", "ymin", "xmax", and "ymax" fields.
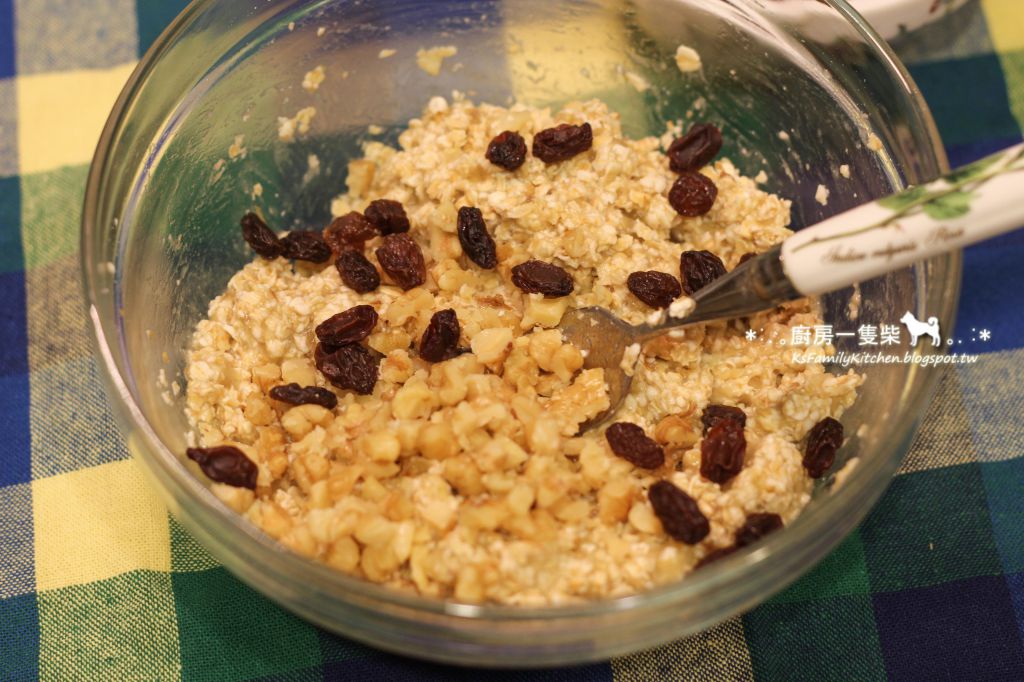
[
  {"xmin": 642, "ymin": 143, "xmax": 1024, "ymax": 330},
  {"xmin": 781, "ymin": 143, "xmax": 1024, "ymax": 295}
]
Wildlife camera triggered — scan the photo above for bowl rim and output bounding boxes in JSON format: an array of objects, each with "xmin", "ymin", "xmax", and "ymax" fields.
[{"xmin": 81, "ymin": 0, "xmax": 959, "ymax": 640}]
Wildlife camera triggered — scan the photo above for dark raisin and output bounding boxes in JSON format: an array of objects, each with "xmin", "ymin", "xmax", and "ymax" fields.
[
  {"xmin": 667, "ymin": 123, "xmax": 723, "ymax": 173},
  {"xmin": 486, "ymin": 130, "xmax": 528, "ymax": 170},
  {"xmin": 737, "ymin": 252, "xmax": 757, "ymax": 266},
  {"xmin": 314, "ymin": 343, "xmax": 379, "ymax": 395},
  {"xmin": 241, "ymin": 212, "xmax": 281, "ymax": 259},
  {"xmin": 511, "ymin": 260, "xmax": 574, "ymax": 298},
  {"xmin": 335, "ymin": 250, "xmax": 381, "ymax": 293},
  {"xmin": 279, "ymin": 230, "xmax": 332, "ymax": 263},
  {"xmin": 693, "ymin": 514, "xmax": 784, "ymax": 569},
  {"xmin": 626, "ymin": 271, "xmax": 682, "ymax": 309},
  {"xmin": 532, "ymin": 122, "xmax": 593, "ymax": 163},
  {"xmin": 268, "ymin": 383, "xmax": 338, "ymax": 410},
  {"xmin": 803, "ymin": 417, "xmax": 843, "ymax": 478},
  {"xmin": 735, "ymin": 512, "xmax": 783, "ymax": 547},
  {"xmin": 315, "ymin": 305, "xmax": 378, "ymax": 347},
  {"xmin": 376, "ymin": 233, "xmax": 426, "ymax": 290},
  {"xmin": 701, "ymin": 404, "xmax": 747, "ymax": 436},
  {"xmin": 419, "ymin": 308, "xmax": 462, "ymax": 362},
  {"xmin": 605, "ymin": 422, "xmax": 665, "ymax": 469},
  {"xmin": 457, "ymin": 207, "xmax": 498, "ymax": 269},
  {"xmin": 679, "ymin": 250, "xmax": 727, "ymax": 295},
  {"xmin": 186, "ymin": 445, "xmax": 258, "ymax": 489},
  {"xmin": 700, "ymin": 418, "xmax": 746, "ymax": 484},
  {"xmin": 364, "ymin": 199, "xmax": 410, "ymax": 235},
  {"xmin": 695, "ymin": 545, "xmax": 737, "ymax": 569},
  {"xmin": 324, "ymin": 212, "xmax": 378, "ymax": 254},
  {"xmin": 668, "ymin": 172, "xmax": 718, "ymax": 217},
  {"xmin": 648, "ymin": 480, "xmax": 710, "ymax": 544}
]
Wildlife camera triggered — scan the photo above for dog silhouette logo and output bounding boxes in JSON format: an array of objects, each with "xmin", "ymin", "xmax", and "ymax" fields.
[{"xmin": 900, "ymin": 311, "xmax": 941, "ymax": 346}]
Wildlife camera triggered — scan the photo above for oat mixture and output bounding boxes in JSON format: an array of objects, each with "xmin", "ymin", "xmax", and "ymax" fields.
[{"xmin": 185, "ymin": 96, "xmax": 862, "ymax": 605}]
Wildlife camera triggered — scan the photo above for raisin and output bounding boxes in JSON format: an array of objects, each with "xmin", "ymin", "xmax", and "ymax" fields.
[
  {"xmin": 419, "ymin": 308, "xmax": 462, "ymax": 362},
  {"xmin": 735, "ymin": 512, "xmax": 783, "ymax": 547},
  {"xmin": 457, "ymin": 207, "xmax": 498, "ymax": 269},
  {"xmin": 324, "ymin": 212, "xmax": 378, "ymax": 254},
  {"xmin": 511, "ymin": 260, "xmax": 574, "ymax": 298},
  {"xmin": 627, "ymin": 271, "xmax": 682, "ymax": 309},
  {"xmin": 315, "ymin": 305, "xmax": 378, "ymax": 347},
  {"xmin": 314, "ymin": 343, "xmax": 379, "ymax": 395},
  {"xmin": 268, "ymin": 383, "xmax": 338, "ymax": 410},
  {"xmin": 679, "ymin": 250, "xmax": 727, "ymax": 295},
  {"xmin": 376, "ymin": 233, "xmax": 426, "ymax": 290},
  {"xmin": 486, "ymin": 130, "xmax": 528, "ymax": 170},
  {"xmin": 605, "ymin": 422, "xmax": 665, "ymax": 469},
  {"xmin": 335, "ymin": 250, "xmax": 381, "ymax": 293},
  {"xmin": 364, "ymin": 199, "xmax": 410, "ymax": 235},
  {"xmin": 532, "ymin": 122, "xmax": 593, "ymax": 163},
  {"xmin": 701, "ymin": 404, "xmax": 747, "ymax": 436},
  {"xmin": 279, "ymin": 230, "xmax": 332, "ymax": 263},
  {"xmin": 700, "ymin": 418, "xmax": 746, "ymax": 484},
  {"xmin": 694, "ymin": 514, "xmax": 785, "ymax": 569},
  {"xmin": 695, "ymin": 545, "xmax": 737, "ymax": 569},
  {"xmin": 667, "ymin": 123, "xmax": 723, "ymax": 173},
  {"xmin": 186, "ymin": 445, "xmax": 258, "ymax": 489},
  {"xmin": 648, "ymin": 480, "xmax": 710, "ymax": 544},
  {"xmin": 803, "ymin": 417, "xmax": 843, "ymax": 478},
  {"xmin": 668, "ymin": 172, "xmax": 718, "ymax": 217},
  {"xmin": 737, "ymin": 252, "xmax": 757, "ymax": 266},
  {"xmin": 241, "ymin": 212, "xmax": 281, "ymax": 259}
]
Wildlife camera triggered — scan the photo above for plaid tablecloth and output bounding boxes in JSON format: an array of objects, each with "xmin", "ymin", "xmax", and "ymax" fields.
[{"xmin": 2, "ymin": 1, "xmax": 1023, "ymax": 679}]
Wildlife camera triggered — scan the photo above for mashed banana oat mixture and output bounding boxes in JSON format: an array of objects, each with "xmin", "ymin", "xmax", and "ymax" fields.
[{"xmin": 184, "ymin": 96, "xmax": 862, "ymax": 605}]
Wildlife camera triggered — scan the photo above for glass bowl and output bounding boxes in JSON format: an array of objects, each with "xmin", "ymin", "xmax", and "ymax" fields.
[{"xmin": 82, "ymin": 0, "xmax": 956, "ymax": 667}]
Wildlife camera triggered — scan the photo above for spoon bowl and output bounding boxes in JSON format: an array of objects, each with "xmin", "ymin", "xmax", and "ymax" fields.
[{"xmin": 558, "ymin": 306, "xmax": 638, "ymax": 431}]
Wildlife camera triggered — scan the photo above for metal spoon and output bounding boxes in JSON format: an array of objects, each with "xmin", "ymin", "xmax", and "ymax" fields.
[{"xmin": 562, "ymin": 143, "xmax": 1024, "ymax": 432}]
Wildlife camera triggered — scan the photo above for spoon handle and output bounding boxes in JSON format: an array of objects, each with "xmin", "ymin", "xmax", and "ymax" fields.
[
  {"xmin": 780, "ymin": 143, "xmax": 1024, "ymax": 295},
  {"xmin": 638, "ymin": 143, "xmax": 1024, "ymax": 339}
]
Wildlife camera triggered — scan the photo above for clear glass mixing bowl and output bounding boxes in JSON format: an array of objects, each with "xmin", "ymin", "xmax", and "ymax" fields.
[{"xmin": 82, "ymin": 0, "xmax": 956, "ymax": 666}]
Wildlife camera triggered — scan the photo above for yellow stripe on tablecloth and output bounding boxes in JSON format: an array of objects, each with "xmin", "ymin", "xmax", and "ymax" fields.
[
  {"xmin": 32, "ymin": 459, "xmax": 171, "ymax": 591},
  {"xmin": 16, "ymin": 63, "xmax": 136, "ymax": 175},
  {"xmin": 982, "ymin": 0, "xmax": 1024, "ymax": 53},
  {"xmin": 611, "ymin": 616, "xmax": 755, "ymax": 681}
]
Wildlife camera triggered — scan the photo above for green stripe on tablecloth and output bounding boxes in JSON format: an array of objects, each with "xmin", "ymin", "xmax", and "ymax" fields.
[
  {"xmin": 134, "ymin": 0, "xmax": 191, "ymax": 57},
  {"xmin": 998, "ymin": 49, "xmax": 1024, "ymax": 130},
  {"xmin": 37, "ymin": 570, "xmax": 181, "ymax": 681},
  {"xmin": 766, "ymin": 531, "xmax": 871, "ymax": 605},
  {"xmin": 0, "ymin": 175, "xmax": 22, "ymax": 274},
  {"xmin": 860, "ymin": 463, "xmax": 1005, "ymax": 592},
  {"xmin": 980, "ymin": 458, "xmax": 1024, "ymax": 574},
  {"xmin": 744, "ymin": 594, "xmax": 887, "ymax": 681},
  {"xmin": 172, "ymin": 567, "xmax": 323, "ymax": 680},
  {"xmin": 19, "ymin": 164, "xmax": 88, "ymax": 270},
  {"xmin": 169, "ymin": 515, "xmax": 220, "ymax": 574}
]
